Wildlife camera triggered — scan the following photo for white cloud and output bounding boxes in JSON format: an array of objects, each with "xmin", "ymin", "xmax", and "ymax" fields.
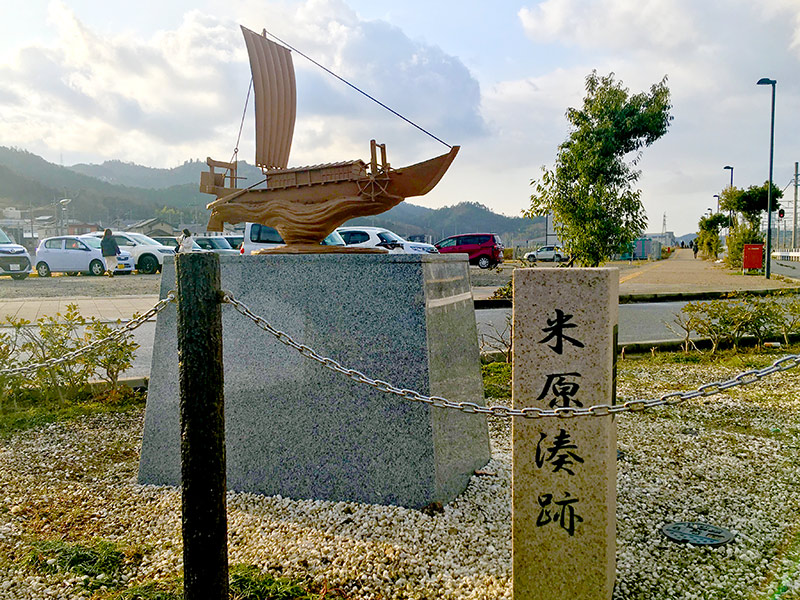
[
  {"xmin": 518, "ymin": 0, "xmax": 699, "ymax": 52},
  {"xmin": 0, "ymin": 0, "xmax": 484, "ymax": 169}
]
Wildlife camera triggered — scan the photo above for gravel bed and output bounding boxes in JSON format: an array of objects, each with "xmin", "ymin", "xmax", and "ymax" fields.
[{"xmin": 0, "ymin": 362, "xmax": 799, "ymax": 598}]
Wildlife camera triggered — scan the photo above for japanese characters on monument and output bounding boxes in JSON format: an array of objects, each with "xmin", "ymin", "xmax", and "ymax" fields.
[{"xmin": 512, "ymin": 268, "xmax": 617, "ymax": 600}]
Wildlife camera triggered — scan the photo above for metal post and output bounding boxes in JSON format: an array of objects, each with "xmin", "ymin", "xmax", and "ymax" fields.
[
  {"xmin": 757, "ymin": 78, "xmax": 777, "ymax": 278},
  {"xmin": 176, "ymin": 252, "xmax": 228, "ymax": 600},
  {"xmin": 793, "ymin": 162, "xmax": 798, "ymax": 249}
]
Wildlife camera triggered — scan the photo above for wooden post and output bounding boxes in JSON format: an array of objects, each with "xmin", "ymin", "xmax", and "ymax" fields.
[
  {"xmin": 512, "ymin": 268, "xmax": 617, "ymax": 599},
  {"xmin": 176, "ymin": 252, "xmax": 228, "ymax": 599}
]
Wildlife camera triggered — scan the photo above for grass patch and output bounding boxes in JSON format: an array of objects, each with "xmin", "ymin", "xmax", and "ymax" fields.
[
  {"xmin": 26, "ymin": 539, "xmax": 141, "ymax": 591},
  {"xmin": 111, "ymin": 579, "xmax": 183, "ymax": 600},
  {"xmin": 481, "ymin": 361, "xmax": 511, "ymax": 398},
  {"xmin": 0, "ymin": 387, "xmax": 145, "ymax": 438},
  {"xmin": 102, "ymin": 564, "xmax": 344, "ymax": 600}
]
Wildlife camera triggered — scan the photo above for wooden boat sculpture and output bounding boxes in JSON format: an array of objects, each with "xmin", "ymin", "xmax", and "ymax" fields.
[{"xmin": 201, "ymin": 26, "xmax": 459, "ymax": 252}]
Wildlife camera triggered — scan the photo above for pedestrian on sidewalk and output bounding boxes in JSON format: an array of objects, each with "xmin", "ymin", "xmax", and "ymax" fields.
[
  {"xmin": 177, "ymin": 229, "xmax": 194, "ymax": 254},
  {"xmin": 692, "ymin": 240, "xmax": 698, "ymax": 259},
  {"xmin": 100, "ymin": 229, "xmax": 121, "ymax": 277}
]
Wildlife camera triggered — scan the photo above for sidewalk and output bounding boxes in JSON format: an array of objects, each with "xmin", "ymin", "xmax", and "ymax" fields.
[
  {"xmin": 2, "ymin": 249, "xmax": 797, "ymax": 322},
  {"xmin": 472, "ymin": 248, "xmax": 799, "ymax": 301},
  {"xmin": 0, "ymin": 295, "xmax": 159, "ymax": 324}
]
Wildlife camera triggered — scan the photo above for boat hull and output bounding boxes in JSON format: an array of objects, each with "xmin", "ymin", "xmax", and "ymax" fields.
[{"xmin": 204, "ymin": 146, "xmax": 459, "ymax": 248}]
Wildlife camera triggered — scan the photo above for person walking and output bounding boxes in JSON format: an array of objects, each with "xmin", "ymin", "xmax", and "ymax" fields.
[
  {"xmin": 100, "ymin": 229, "xmax": 121, "ymax": 277},
  {"xmin": 177, "ymin": 229, "xmax": 194, "ymax": 254},
  {"xmin": 692, "ymin": 240, "xmax": 698, "ymax": 259}
]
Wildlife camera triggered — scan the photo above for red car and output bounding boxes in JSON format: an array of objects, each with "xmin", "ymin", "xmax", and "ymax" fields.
[{"xmin": 434, "ymin": 233, "xmax": 504, "ymax": 268}]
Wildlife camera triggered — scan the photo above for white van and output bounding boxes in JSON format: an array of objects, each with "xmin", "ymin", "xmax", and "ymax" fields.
[{"xmin": 240, "ymin": 223, "xmax": 346, "ymax": 254}]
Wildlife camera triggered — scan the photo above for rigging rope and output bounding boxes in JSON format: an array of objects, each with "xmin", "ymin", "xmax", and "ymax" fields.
[
  {"xmin": 262, "ymin": 28, "xmax": 452, "ymax": 150},
  {"xmin": 230, "ymin": 77, "xmax": 254, "ymax": 166}
]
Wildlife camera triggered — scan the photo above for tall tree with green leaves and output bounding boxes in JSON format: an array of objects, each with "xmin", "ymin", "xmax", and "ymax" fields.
[
  {"xmin": 719, "ymin": 181, "xmax": 782, "ymax": 229},
  {"xmin": 525, "ymin": 71, "xmax": 672, "ymax": 266}
]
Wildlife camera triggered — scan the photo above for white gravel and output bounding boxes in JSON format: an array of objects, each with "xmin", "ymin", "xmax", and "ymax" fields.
[{"xmin": 0, "ymin": 360, "xmax": 799, "ymax": 599}]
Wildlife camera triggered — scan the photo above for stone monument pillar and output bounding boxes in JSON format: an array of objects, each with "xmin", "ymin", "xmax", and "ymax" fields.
[
  {"xmin": 512, "ymin": 267, "xmax": 617, "ymax": 599},
  {"xmin": 139, "ymin": 254, "xmax": 491, "ymax": 509}
]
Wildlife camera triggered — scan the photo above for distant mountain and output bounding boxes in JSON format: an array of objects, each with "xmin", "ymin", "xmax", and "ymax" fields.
[
  {"xmin": 0, "ymin": 146, "xmax": 545, "ymax": 243},
  {"xmin": 68, "ymin": 158, "xmax": 266, "ymax": 189}
]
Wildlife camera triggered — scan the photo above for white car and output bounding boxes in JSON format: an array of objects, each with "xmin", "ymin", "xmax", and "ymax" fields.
[
  {"xmin": 240, "ymin": 223, "xmax": 346, "ymax": 254},
  {"xmin": 34, "ymin": 236, "xmax": 134, "ymax": 276},
  {"xmin": 194, "ymin": 236, "xmax": 241, "ymax": 256},
  {"xmin": 84, "ymin": 231, "xmax": 175, "ymax": 273},
  {"xmin": 336, "ymin": 226, "xmax": 439, "ymax": 254},
  {"xmin": 524, "ymin": 245, "xmax": 565, "ymax": 262},
  {"xmin": 0, "ymin": 228, "xmax": 32, "ymax": 280}
]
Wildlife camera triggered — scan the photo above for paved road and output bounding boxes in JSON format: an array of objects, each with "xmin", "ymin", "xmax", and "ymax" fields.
[{"xmin": 5, "ymin": 248, "xmax": 799, "ymax": 379}]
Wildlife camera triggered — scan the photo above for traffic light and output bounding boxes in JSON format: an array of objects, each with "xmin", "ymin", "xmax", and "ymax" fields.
[{"xmin": 779, "ymin": 209, "xmax": 785, "ymax": 219}]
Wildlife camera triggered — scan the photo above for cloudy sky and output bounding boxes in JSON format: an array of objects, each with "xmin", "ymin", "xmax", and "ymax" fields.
[{"xmin": 2, "ymin": 0, "xmax": 799, "ymax": 234}]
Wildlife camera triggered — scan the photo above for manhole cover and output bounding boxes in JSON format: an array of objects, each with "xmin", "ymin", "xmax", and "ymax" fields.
[{"xmin": 661, "ymin": 522, "xmax": 734, "ymax": 547}]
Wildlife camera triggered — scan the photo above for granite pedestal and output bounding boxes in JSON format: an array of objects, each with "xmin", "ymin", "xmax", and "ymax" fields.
[{"xmin": 138, "ymin": 253, "xmax": 490, "ymax": 508}]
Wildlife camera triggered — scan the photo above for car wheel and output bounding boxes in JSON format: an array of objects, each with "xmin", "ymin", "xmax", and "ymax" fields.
[
  {"xmin": 137, "ymin": 254, "xmax": 158, "ymax": 274},
  {"xmin": 10, "ymin": 273, "xmax": 28, "ymax": 281},
  {"xmin": 477, "ymin": 256, "xmax": 491, "ymax": 269},
  {"xmin": 554, "ymin": 254, "xmax": 562, "ymax": 262},
  {"xmin": 89, "ymin": 260, "xmax": 105, "ymax": 276},
  {"xmin": 36, "ymin": 262, "xmax": 51, "ymax": 277}
]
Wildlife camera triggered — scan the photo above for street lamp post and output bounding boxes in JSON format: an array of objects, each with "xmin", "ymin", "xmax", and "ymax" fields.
[
  {"xmin": 723, "ymin": 166, "xmax": 734, "ymax": 232},
  {"xmin": 757, "ymin": 77, "xmax": 777, "ymax": 279},
  {"xmin": 59, "ymin": 198, "xmax": 72, "ymax": 236},
  {"xmin": 724, "ymin": 165, "xmax": 734, "ymax": 188},
  {"xmin": 713, "ymin": 195, "xmax": 720, "ymax": 213}
]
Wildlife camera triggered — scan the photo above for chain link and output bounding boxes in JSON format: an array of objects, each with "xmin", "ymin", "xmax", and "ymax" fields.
[
  {"xmin": 0, "ymin": 292, "xmax": 175, "ymax": 377},
  {"xmin": 222, "ymin": 292, "xmax": 800, "ymax": 418}
]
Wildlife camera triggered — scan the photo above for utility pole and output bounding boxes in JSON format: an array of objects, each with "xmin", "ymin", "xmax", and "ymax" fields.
[{"xmin": 794, "ymin": 161, "xmax": 798, "ymax": 249}]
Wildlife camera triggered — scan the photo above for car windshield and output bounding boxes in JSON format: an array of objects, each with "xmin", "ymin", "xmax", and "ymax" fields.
[
  {"xmin": 322, "ymin": 231, "xmax": 345, "ymax": 246},
  {"xmin": 377, "ymin": 231, "xmax": 404, "ymax": 243},
  {"xmin": 0, "ymin": 229, "xmax": 13, "ymax": 244},
  {"xmin": 206, "ymin": 238, "xmax": 233, "ymax": 249},
  {"xmin": 128, "ymin": 233, "xmax": 160, "ymax": 246},
  {"xmin": 80, "ymin": 237, "xmax": 101, "ymax": 249}
]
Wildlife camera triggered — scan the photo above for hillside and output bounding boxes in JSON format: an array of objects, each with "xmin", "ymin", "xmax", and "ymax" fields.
[{"xmin": 0, "ymin": 147, "xmax": 544, "ymax": 243}]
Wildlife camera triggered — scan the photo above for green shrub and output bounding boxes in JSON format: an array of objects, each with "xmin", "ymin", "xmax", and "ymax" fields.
[
  {"xmin": 724, "ymin": 224, "xmax": 763, "ymax": 270},
  {"xmin": 676, "ymin": 292, "xmax": 797, "ymax": 354},
  {"xmin": 0, "ymin": 304, "xmax": 138, "ymax": 405}
]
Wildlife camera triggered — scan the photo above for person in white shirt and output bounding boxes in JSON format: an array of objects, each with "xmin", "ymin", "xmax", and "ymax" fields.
[{"xmin": 178, "ymin": 229, "xmax": 194, "ymax": 254}]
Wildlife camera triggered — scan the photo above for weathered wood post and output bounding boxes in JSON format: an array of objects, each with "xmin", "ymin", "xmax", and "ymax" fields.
[
  {"xmin": 176, "ymin": 252, "xmax": 228, "ymax": 599},
  {"xmin": 512, "ymin": 268, "xmax": 617, "ymax": 599}
]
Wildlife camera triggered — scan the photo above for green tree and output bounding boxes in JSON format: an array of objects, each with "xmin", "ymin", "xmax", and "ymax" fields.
[
  {"xmin": 720, "ymin": 181, "xmax": 782, "ymax": 229},
  {"xmin": 525, "ymin": 71, "xmax": 672, "ymax": 266},
  {"xmin": 696, "ymin": 212, "xmax": 729, "ymax": 259}
]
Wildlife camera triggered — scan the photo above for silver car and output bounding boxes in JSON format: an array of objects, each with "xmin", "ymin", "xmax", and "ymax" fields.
[{"xmin": 34, "ymin": 236, "xmax": 134, "ymax": 276}]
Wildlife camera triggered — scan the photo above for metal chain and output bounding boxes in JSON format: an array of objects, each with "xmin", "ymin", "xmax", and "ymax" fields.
[
  {"xmin": 0, "ymin": 292, "xmax": 176, "ymax": 377},
  {"xmin": 222, "ymin": 292, "xmax": 800, "ymax": 419}
]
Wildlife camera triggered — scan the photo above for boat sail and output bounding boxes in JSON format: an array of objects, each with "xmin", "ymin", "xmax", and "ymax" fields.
[{"xmin": 201, "ymin": 26, "xmax": 459, "ymax": 252}]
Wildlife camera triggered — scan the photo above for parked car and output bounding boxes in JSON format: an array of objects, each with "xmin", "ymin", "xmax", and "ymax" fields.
[
  {"xmin": 224, "ymin": 235, "xmax": 244, "ymax": 250},
  {"xmin": 240, "ymin": 223, "xmax": 346, "ymax": 254},
  {"xmin": 151, "ymin": 236, "xmax": 205, "ymax": 252},
  {"xmin": 524, "ymin": 245, "xmax": 565, "ymax": 262},
  {"xmin": 34, "ymin": 236, "xmax": 134, "ymax": 276},
  {"xmin": 84, "ymin": 231, "xmax": 175, "ymax": 273},
  {"xmin": 434, "ymin": 233, "xmax": 504, "ymax": 268},
  {"xmin": 336, "ymin": 226, "xmax": 439, "ymax": 254},
  {"xmin": 194, "ymin": 235, "xmax": 241, "ymax": 255},
  {"xmin": 0, "ymin": 228, "xmax": 32, "ymax": 280}
]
